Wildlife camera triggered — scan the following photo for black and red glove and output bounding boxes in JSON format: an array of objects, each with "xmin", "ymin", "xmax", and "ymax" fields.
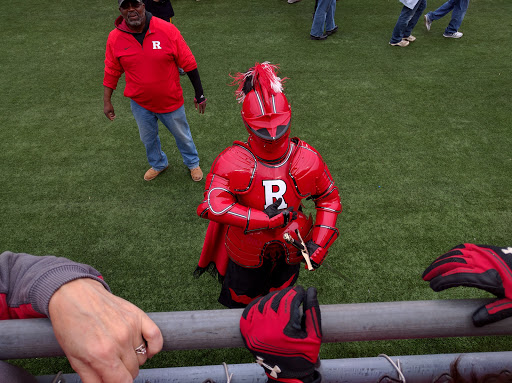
[
  {"xmin": 240, "ymin": 286, "xmax": 322, "ymax": 383},
  {"xmin": 264, "ymin": 198, "xmax": 298, "ymax": 229},
  {"xmin": 305, "ymin": 240, "xmax": 328, "ymax": 270},
  {"xmin": 423, "ymin": 243, "xmax": 512, "ymax": 327}
]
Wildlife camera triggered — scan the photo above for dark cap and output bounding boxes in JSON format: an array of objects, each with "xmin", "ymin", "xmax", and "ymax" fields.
[{"xmin": 118, "ymin": 0, "xmax": 142, "ymax": 6}]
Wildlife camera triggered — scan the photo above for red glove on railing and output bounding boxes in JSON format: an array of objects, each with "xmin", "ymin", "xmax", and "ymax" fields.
[
  {"xmin": 240, "ymin": 286, "xmax": 322, "ymax": 383},
  {"xmin": 423, "ymin": 243, "xmax": 512, "ymax": 327}
]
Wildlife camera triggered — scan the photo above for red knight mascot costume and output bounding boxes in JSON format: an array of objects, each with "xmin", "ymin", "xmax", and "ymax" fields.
[{"xmin": 195, "ymin": 62, "xmax": 342, "ymax": 308}]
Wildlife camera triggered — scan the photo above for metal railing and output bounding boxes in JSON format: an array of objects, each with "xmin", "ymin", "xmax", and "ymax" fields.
[{"xmin": 1, "ymin": 299, "xmax": 510, "ymax": 382}]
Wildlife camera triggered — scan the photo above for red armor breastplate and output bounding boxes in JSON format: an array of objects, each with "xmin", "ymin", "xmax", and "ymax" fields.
[
  {"xmin": 237, "ymin": 143, "xmax": 302, "ymax": 211},
  {"xmin": 227, "ymin": 142, "xmax": 312, "ymax": 267},
  {"xmin": 197, "ymin": 138, "xmax": 340, "ymax": 269}
]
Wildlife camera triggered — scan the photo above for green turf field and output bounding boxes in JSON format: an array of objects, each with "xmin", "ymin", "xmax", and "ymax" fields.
[{"xmin": 1, "ymin": 0, "xmax": 511, "ymax": 377}]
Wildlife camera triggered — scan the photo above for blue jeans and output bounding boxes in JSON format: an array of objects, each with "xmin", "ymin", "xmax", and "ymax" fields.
[
  {"xmin": 390, "ymin": 0, "xmax": 427, "ymax": 44},
  {"xmin": 130, "ymin": 100, "xmax": 200, "ymax": 171},
  {"xmin": 311, "ymin": 0, "xmax": 336, "ymax": 37},
  {"xmin": 426, "ymin": 0, "xmax": 470, "ymax": 34}
]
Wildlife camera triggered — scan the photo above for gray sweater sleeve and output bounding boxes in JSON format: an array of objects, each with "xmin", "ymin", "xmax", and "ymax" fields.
[{"xmin": 0, "ymin": 251, "xmax": 111, "ymax": 318}]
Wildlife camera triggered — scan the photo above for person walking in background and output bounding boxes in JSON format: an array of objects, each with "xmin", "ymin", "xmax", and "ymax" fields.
[
  {"xmin": 424, "ymin": 0, "xmax": 470, "ymax": 39},
  {"xmin": 103, "ymin": 0, "xmax": 207, "ymax": 182},
  {"xmin": 389, "ymin": 0, "xmax": 427, "ymax": 47},
  {"xmin": 143, "ymin": 0, "xmax": 174, "ymax": 22},
  {"xmin": 310, "ymin": 0, "xmax": 337, "ymax": 40},
  {"xmin": 143, "ymin": 0, "xmax": 187, "ymax": 75}
]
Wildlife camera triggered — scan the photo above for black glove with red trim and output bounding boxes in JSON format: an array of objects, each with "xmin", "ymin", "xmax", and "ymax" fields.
[
  {"xmin": 264, "ymin": 198, "xmax": 298, "ymax": 228},
  {"xmin": 240, "ymin": 286, "xmax": 322, "ymax": 383},
  {"xmin": 423, "ymin": 243, "xmax": 512, "ymax": 327},
  {"xmin": 305, "ymin": 240, "xmax": 327, "ymax": 270}
]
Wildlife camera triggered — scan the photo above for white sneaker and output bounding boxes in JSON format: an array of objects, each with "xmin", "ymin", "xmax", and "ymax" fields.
[
  {"xmin": 389, "ymin": 40, "xmax": 409, "ymax": 47},
  {"xmin": 424, "ymin": 14, "xmax": 432, "ymax": 31},
  {"xmin": 443, "ymin": 31, "xmax": 463, "ymax": 38},
  {"xmin": 287, "ymin": 0, "xmax": 302, "ymax": 3},
  {"xmin": 403, "ymin": 35, "xmax": 416, "ymax": 42}
]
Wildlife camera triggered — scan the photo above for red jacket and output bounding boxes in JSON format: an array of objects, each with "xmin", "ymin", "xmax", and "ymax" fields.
[{"xmin": 104, "ymin": 15, "xmax": 197, "ymax": 113}]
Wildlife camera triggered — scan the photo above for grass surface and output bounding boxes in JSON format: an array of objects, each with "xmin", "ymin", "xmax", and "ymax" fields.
[{"xmin": 1, "ymin": 0, "xmax": 511, "ymax": 377}]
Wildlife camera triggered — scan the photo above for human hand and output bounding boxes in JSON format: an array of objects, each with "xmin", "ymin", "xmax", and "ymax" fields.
[
  {"xmin": 194, "ymin": 95, "xmax": 207, "ymax": 114},
  {"xmin": 103, "ymin": 101, "xmax": 116, "ymax": 121},
  {"xmin": 423, "ymin": 243, "xmax": 512, "ymax": 327},
  {"xmin": 240, "ymin": 286, "xmax": 322, "ymax": 383},
  {"xmin": 264, "ymin": 198, "xmax": 297, "ymax": 229},
  {"xmin": 48, "ymin": 278, "xmax": 163, "ymax": 382}
]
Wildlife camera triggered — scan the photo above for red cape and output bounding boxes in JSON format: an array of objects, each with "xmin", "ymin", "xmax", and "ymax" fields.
[{"xmin": 196, "ymin": 221, "xmax": 229, "ymax": 278}]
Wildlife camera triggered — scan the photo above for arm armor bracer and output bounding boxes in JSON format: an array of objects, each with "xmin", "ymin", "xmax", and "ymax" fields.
[
  {"xmin": 290, "ymin": 140, "xmax": 342, "ymax": 252},
  {"xmin": 311, "ymin": 184, "xmax": 341, "ymax": 250}
]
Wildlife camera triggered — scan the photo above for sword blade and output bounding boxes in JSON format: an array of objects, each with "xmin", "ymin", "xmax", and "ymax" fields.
[{"xmin": 323, "ymin": 261, "xmax": 353, "ymax": 284}]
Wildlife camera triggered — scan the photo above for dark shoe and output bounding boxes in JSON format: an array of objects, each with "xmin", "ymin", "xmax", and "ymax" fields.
[
  {"xmin": 326, "ymin": 26, "xmax": 338, "ymax": 35},
  {"xmin": 310, "ymin": 34, "xmax": 328, "ymax": 40}
]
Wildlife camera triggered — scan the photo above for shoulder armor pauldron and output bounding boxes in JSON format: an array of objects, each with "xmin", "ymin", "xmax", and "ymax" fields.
[
  {"xmin": 211, "ymin": 142, "xmax": 257, "ymax": 193},
  {"xmin": 289, "ymin": 138, "xmax": 324, "ymax": 197}
]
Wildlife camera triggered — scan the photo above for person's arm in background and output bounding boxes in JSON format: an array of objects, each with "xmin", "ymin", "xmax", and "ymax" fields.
[
  {"xmin": 0, "ymin": 251, "xmax": 110, "ymax": 319},
  {"xmin": 0, "ymin": 251, "xmax": 163, "ymax": 383},
  {"xmin": 103, "ymin": 31, "xmax": 123, "ymax": 121},
  {"xmin": 104, "ymin": 85, "xmax": 116, "ymax": 121},
  {"xmin": 186, "ymin": 68, "xmax": 207, "ymax": 113},
  {"xmin": 171, "ymin": 25, "xmax": 207, "ymax": 114}
]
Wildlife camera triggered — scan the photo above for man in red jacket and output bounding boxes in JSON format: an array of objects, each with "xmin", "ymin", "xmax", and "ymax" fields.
[{"xmin": 103, "ymin": 0, "xmax": 207, "ymax": 182}]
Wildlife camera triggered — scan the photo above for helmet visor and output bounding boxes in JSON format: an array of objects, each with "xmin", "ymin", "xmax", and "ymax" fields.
[{"xmin": 243, "ymin": 110, "xmax": 291, "ymax": 141}]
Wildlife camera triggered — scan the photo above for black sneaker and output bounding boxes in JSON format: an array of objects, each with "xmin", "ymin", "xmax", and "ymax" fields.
[
  {"xmin": 310, "ymin": 34, "xmax": 328, "ymax": 40},
  {"xmin": 326, "ymin": 25, "xmax": 338, "ymax": 35}
]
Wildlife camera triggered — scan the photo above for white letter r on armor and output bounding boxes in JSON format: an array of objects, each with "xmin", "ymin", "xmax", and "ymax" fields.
[{"xmin": 262, "ymin": 180, "xmax": 288, "ymax": 209}]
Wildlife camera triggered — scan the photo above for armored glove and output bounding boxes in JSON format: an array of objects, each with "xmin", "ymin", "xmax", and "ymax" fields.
[
  {"xmin": 423, "ymin": 243, "xmax": 512, "ymax": 327},
  {"xmin": 305, "ymin": 240, "xmax": 328, "ymax": 270},
  {"xmin": 240, "ymin": 286, "xmax": 322, "ymax": 383},
  {"xmin": 264, "ymin": 198, "xmax": 298, "ymax": 229}
]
